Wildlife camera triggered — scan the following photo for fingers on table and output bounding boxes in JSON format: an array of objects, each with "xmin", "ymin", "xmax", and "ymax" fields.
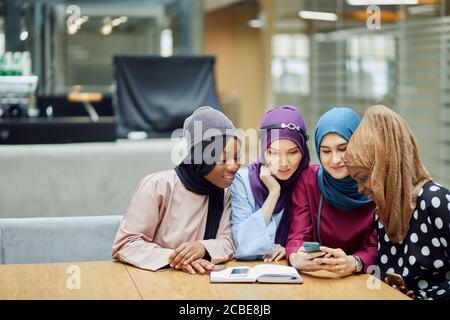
[
  {"xmin": 191, "ymin": 261, "xmax": 206, "ymax": 274},
  {"xmin": 172, "ymin": 245, "xmax": 191, "ymax": 268},
  {"xmin": 265, "ymin": 247, "xmax": 285, "ymax": 262},
  {"xmin": 274, "ymin": 249, "xmax": 286, "ymax": 261},
  {"xmin": 169, "ymin": 243, "xmax": 186, "ymax": 260},
  {"xmin": 183, "ymin": 264, "xmax": 196, "ymax": 275},
  {"xmin": 183, "ymin": 251, "xmax": 201, "ymax": 266},
  {"xmin": 198, "ymin": 259, "xmax": 215, "ymax": 271}
]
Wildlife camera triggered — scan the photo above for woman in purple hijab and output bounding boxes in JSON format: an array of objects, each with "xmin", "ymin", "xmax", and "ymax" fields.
[{"xmin": 230, "ymin": 105, "xmax": 310, "ymax": 261}]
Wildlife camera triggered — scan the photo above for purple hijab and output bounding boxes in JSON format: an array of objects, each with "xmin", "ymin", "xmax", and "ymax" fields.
[{"xmin": 248, "ymin": 105, "xmax": 310, "ymax": 246}]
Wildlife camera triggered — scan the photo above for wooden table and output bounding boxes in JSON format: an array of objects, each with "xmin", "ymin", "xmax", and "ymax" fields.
[
  {"xmin": 127, "ymin": 260, "xmax": 410, "ymax": 300},
  {"xmin": 0, "ymin": 260, "xmax": 410, "ymax": 300},
  {"xmin": 0, "ymin": 261, "xmax": 140, "ymax": 300}
]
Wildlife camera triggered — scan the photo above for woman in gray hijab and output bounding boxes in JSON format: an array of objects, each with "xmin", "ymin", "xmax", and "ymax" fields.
[{"xmin": 113, "ymin": 106, "xmax": 241, "ymax": 274}]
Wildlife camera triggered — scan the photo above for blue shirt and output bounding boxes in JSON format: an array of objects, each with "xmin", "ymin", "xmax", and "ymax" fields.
[{"xmin": 230, "ymin": 167, "xmax": 284, "ymax": 260}]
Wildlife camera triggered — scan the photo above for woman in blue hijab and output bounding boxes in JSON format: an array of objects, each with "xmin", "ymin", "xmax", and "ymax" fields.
[
  {"xmin": 287, "ymin": 107, "xmax": 378, "ymax": 275},
  {"xmin": 315, "ymin": 107, "xmax": 372, "ymax": 210}
]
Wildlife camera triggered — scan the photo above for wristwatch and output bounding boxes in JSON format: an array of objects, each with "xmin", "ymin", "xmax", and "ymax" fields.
[{"xmin": 353, "ymin": 255, "xmax": 363, "ymax": 273}]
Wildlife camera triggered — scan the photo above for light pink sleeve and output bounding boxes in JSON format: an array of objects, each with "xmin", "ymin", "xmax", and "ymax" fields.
[
  {"xmin": 199, "ymin": 189, "xmax": 236, "ymax": 264},
  {"xmin": 112, "ymin": 175, "xmax": 174, "ymax": 271}
]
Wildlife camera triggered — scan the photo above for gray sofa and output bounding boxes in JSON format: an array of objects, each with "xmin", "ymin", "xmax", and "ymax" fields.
[
  {"xmin": 0, "ymin": 139, "xmax": 178, "ymax": 218},
  {"xmin": 0, "ymin": 215, "xmax": 122, "ymax": 264}
]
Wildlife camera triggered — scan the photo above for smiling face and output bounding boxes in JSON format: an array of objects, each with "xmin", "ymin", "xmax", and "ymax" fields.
[
  {"xmin": 264, "ymin": 139, "xmax": 302, "ymax": 180},
  {"xmin": 204, "ymin": 137, "xmax": 241, "ymax": 188},
  {"xmin": 319, "ymin": 132, "xmax": 350, "ymax": 180},
  {"xmin": 347, "ymin": 166, "xmax": 373, "ymax": 199}
]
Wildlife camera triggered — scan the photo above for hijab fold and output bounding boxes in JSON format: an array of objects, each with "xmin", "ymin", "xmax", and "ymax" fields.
[
  {"xmin": 344, "ymin": 105, "xmax": 432, "ymax": 243},
  {"xmin": 175, "ymin": 138, "xmax": 227, "ymax": 240}
]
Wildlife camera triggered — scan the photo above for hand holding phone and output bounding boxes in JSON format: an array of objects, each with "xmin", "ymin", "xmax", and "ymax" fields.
[
  {"xmin": 290, "ymin": 243, "xmax": 326, "ymax": 271},
  {"xmin": 303, "ymin": 242, "xmax": 322, "ymax": 253},
  {"xmin": 385, "ymin": 271, "xmax": 407, "ymax": 288},
  {"xmin": 385, "ymin": 272, "xmax": 415, "ymax": 298}
]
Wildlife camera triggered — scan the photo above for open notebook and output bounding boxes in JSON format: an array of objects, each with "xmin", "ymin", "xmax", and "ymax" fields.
[{"xmin": 210, "ymin": 264, "xmax": 303, "ymax": 284}]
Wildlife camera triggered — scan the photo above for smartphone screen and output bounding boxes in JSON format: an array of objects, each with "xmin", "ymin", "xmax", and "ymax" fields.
[
  {"xmin": 303, "ymin": 242, "xmax": 321, "ymax": 253},
  {"xmin": 230, "ymin": 268, "xmax": 250, "ymax": 277}
]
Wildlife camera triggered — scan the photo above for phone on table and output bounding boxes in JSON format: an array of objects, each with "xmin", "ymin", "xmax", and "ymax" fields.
[
  {"xmin": 230, "ymin": 267, "xmax": 251, "ymax": 277},
  {"xmin": 385, "ymin": 272, "xmax": 407, "ymax": 289},
  {"xmin": 303, "ymin": 242, "xmax": 321, "ymax": 253}
]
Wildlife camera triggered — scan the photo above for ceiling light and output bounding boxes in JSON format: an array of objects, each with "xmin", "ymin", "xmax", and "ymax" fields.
[
  {"xmin": 347, "ymin": 0, "xmax": 419, "ymax": 5},
  {"xmin": 298, "ymin": 11, "xmax": 338, "ymax": 21},
  {"xmin": 408, "ymin": 4, "xmax": 436, "ymax": 14}
]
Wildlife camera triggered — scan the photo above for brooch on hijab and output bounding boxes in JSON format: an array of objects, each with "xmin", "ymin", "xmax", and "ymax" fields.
[{"xmin": 260, "ymin": 122, "xmax": 309, "ymax": 141}]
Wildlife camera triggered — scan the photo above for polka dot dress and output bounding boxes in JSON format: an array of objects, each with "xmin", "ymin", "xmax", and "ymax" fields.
[{"xmin": 376, "ymin": 181, "xmax": 450, "ymax": 300}]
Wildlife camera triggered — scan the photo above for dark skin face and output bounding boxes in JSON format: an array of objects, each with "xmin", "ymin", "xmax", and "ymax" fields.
[
  {"xmin": 347, "ymin": 166, "xmax": 373, "ymax": 199},
  {"xmin": 204, "ymin": 138, "xmax": 241, "ymax": 189},
  {"xmin": 168, "ymin": 137, "xmax": 240, "ymax": 274}
]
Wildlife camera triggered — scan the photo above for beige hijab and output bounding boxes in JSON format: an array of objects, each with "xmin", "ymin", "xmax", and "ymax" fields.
[{"xmin": 344, "ymin": 105, "xmax": 432, "ymax": 243}]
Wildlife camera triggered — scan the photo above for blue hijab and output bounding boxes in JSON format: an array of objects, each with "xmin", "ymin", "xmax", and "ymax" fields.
[{"xmin": 315, "ymin": 107, "xmax": 372, "ymax": 211}]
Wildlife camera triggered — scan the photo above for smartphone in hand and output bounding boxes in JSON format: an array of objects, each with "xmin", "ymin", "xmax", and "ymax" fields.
[
  {"xmin": 385, "ymin": 272, "xmax": 408, "ymax": 290},
  {"xmin": 303, "ymin": 242, "xmax": 321, "ymax": 253}
]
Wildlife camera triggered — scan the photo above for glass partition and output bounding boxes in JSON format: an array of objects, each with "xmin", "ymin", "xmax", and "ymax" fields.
[{"xmin": 272, "ymin": 0, "xmax": 450, "ymax": 186}]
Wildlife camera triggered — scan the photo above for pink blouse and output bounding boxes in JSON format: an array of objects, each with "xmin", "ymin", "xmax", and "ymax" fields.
[{"xmin": 112, "ymin": 170, "xmax": 236, "ymax": 271}]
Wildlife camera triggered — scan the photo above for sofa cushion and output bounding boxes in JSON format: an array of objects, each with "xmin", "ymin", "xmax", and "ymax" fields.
[{"xmin": 0, "ymin": 215, "xmax": 122, "ymax": 264}]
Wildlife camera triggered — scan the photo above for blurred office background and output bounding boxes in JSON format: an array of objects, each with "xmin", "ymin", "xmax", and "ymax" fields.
[{"xmin": 0, "ymin": 0, "xmax": 449, "ymax": 219}]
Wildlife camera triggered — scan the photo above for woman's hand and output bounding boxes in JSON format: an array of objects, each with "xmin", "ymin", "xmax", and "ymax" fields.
[
  {"xmin": 180, "ymin": 259, "xmax": 225, "ymax": 275},
  {"xmin": 264, "ymin": 244, "xmax": 286, "ymax": 262},
  {"xmin": 260, "ymin": 165, "xmax": 281, "ymax": 194},
  {"xmin": 384, "ymin": 275, "xmax": 416, "ymax": 299},
  {"xmin": 312, "ymin": 246, "xmax": 356, "ymax": 275},
  {"xmin": 168, "ymin": 241, "xmax": 206, "ymax": 269},
  {"xmin": 288, "ymin": 246, "xmax": 326, "ymax": 271}
]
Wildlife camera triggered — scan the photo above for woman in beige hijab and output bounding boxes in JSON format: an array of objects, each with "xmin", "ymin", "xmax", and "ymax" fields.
[{"xmin": 344, "ymin": 105, "xmax": 450, "ymax": 300}]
